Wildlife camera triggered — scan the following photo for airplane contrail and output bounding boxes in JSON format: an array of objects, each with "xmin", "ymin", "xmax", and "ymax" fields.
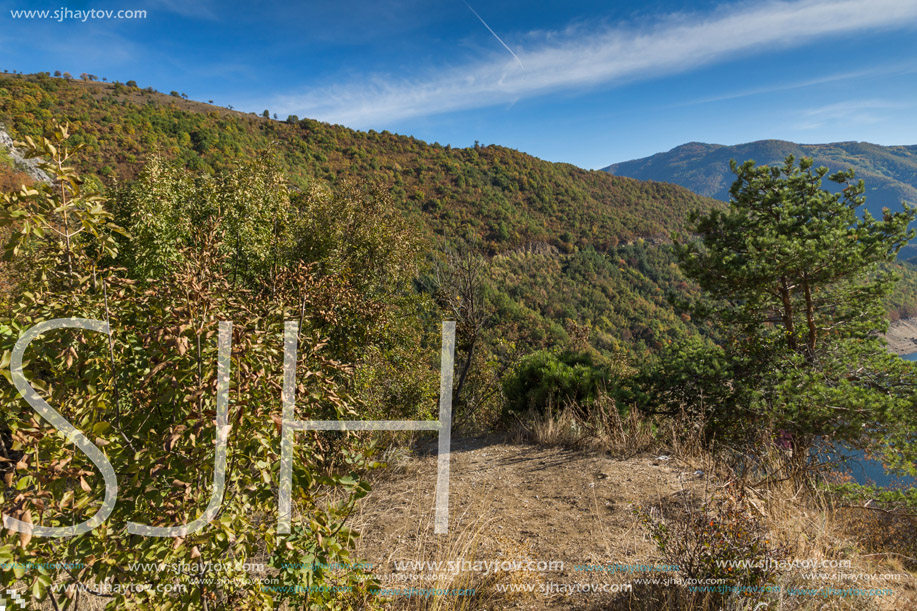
[{"xmin": 463, "ymin": 1, "xmax": 525, "ymax": 70}]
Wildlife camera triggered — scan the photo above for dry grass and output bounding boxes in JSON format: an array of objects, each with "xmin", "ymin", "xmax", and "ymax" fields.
[
  {"xmin": 690, "ymin": 442, "xmax": 917, "ymax": 610},
  {"xmin": 43, "ymin": 408, "xmax": 908, "ymax": 610},
  {"xmin": 510, "ymin": 402, "xmax": 917, "ymax": 611},
  {"xmin": 354, "ymin": 500, "xmax": 539, "ymax": 611},
  {"xmin": 507, "ymin": 393, "xmax": 658, "ymax": 458}
]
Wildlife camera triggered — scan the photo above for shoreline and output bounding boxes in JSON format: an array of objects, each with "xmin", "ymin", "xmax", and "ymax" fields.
[{"xmin": 885, "ymin": 317, "xmax": 917, "ymax": 355}]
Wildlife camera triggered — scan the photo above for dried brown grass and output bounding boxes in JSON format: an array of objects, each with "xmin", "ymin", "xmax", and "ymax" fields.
[{"xmin": 507, "ymin": 392, "xmax": 658, "ymax": 459}]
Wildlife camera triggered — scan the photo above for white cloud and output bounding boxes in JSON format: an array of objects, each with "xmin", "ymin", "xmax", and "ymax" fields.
[
  {"xmin": 669, "ymin": 69, "xmax": 893, "ymax": 107},
  {"xmin": 803, "ymin": 99, "xmax": 903, "ymax": 118},
  {"xmin": 268, "ymin": 0, "xmax": 917, "ymax": 126},
  {"xmin": 795, "ymin": 99, "xmax": 908, "ymax": 129}
]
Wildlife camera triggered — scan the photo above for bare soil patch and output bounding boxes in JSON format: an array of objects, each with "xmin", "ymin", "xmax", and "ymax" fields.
[{"xmin": 352, "ymin": 436, "xmax": 703, "ymax": 609}]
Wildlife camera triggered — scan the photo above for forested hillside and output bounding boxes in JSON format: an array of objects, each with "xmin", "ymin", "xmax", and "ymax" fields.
[
  {"xmin": 606, "ymin": 140, "xmax": 917, "ymax": 262},
  {"xmin": 0, "ymin": 73, "xmax": 719, "ymax": 358},
  {"xmin": 2, "ymin": 72, "xmax": 917, "ymax": 360},
  {"xmin": 0, "ymin": 74, "xmax": 710, "ymax": 249}
]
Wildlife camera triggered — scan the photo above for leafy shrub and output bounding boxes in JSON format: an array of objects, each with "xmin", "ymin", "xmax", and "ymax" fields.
[
  {"xmin": 502, "ymin": 349, "xmax": 616, "ymax": 417},
  {"xmin": 0, "ymin": 125, "xmax": 390, "ymax": 609},
  {"xmin": 638, "ymin": 488, "xmax": 788, "ymax": 595},
  {"xmin": 626, "ymin": 336, "xmax": 745, "ymax": 444}
]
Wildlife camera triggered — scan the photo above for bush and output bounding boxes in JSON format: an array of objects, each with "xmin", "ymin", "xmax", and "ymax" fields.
[
  {"xmin": 638, "ymin": 488, "xmax": 789, "ymax": 595},
  {"xmin": 0, "ymin": 124, "xmax": 393, "ymax": 610},
  {"xmin": 627, "ymin": 336, "xmax": 743, "ymax": 443},
  {"xmin": 503, "ymin": 349, "xmax": 616, "ymax": 417}
]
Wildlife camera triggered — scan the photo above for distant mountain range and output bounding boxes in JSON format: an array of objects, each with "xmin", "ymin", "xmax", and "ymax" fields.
[{"xmin": 603, "ymin": 140, "xmax": 917, "ymax": 215}]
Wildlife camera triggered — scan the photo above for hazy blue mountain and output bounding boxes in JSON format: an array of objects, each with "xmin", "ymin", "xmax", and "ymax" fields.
[
  {"xmin": 604, "ymin": 140, "xmax": 917, "ymax": 257},
  {"xmin": 604, "ymin": 139, "xmax": 917, "ymax": 206}
]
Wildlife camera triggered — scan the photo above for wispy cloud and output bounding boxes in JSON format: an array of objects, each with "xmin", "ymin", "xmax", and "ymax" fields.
[
  {"xmin": 269, "ymin": 0, "xmax": 917, "ymax": 126},
  {"xmin": 795, "ymin": 99, "xmax": 908, "ymax": 129},
  {"xmin": 670, "ymin": 61, "xmax": 917, "ymax": 108},
  {"xmin": 670, "ymin": 70, "xmax": 888, "ymax": 107}
]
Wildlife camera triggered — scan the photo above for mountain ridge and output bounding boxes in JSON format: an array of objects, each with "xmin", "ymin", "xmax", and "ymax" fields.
[
  {"xmin": 0, "ymin": 73, "xmax": 725, "ymax": 355},
  {"xmin": 3, "ymin": 73, "xmax": 917, "ymax": 353},
  {"xmin": 0, "ymin": 74, "xmax": 718, "ymax": 253},
  {"xmin": 603, "ymin": 139, "xmax": 917, "ymax": 214}
]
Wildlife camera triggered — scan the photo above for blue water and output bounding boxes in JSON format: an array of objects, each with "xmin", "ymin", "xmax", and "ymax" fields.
[
  {"xmin": 827, "ymin": 446, "xmax": 915, "ymax": 488},
  {"xmin": 828, "ymin": 351, "xmax": 917, "ymax": 488}
]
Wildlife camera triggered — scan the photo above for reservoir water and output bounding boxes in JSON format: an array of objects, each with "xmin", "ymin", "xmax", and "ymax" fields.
[{"xmin": 827, "ymin": 351, "xmax": 917, "ymax": 488}]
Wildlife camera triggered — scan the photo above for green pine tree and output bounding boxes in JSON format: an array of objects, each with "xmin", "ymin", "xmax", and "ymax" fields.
[{"xmin": 673, "ymin": 156, "xmax": 917, "ymax": 470}]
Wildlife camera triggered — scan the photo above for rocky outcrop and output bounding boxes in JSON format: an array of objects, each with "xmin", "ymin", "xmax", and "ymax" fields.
[
  {"xmin": 885, "ymin": 318, "xmax": 917, "ymax": 355},
  {"xmin": 513, "ymin": 241, "xmax": 559, "ymax": 256},
  {"xmin": 0, "ymin": 126, "xmax": 50, "ymax": 183}
]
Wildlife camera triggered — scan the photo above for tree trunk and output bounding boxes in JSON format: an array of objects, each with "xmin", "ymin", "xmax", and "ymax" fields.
[
  {"xmin": 453, "ymin": 333, "xmax": 476, "ymax": 413},
  {"xmin": 778, "ymin": 275, "xmax": 797, "ymax": 351},
  {"xmin": 802, "ymin": 273, "xmax": 817, "ymax": 357}
]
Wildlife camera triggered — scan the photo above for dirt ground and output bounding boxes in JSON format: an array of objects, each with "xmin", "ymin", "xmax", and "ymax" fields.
[
  {"xmin": 352, "ymin": 436, "xmax": 706, "ymax": 609},
  {"xmin": 350, "ymin": 436, "xmax": 917, "ymax": 611}
]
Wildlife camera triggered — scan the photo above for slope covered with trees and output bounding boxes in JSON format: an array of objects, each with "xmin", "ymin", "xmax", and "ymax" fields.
[
  {"xmin": 606, "ymin": 137, "xmax": 917, "ymax": 271},
  {"xmin": 0, "ymin": 73, "xmax": 718, "ymax": 362},
  {"xmin": 0, "ymin": 74, "xmax": 710, "ymax": 251}
]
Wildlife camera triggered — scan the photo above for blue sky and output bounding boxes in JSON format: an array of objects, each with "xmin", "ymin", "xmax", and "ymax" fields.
[{"xmin": 2, "ymin": 0, "xmax": 917, "ymax": 168}]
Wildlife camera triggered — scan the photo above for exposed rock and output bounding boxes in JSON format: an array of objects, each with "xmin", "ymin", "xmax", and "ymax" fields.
[
  {"xmin": 514, "ymin": 241, "xmax": 559, "ymax": 256},
  {"xmin": 0, "ymin": 126, "xmax": 51, "ymax": 184},
  {"xmin": 885, "ymin": 317, "xmax": 917, "ymax": 355}
]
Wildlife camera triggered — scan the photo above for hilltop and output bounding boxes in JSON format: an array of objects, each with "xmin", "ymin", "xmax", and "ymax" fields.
[
  {"xmin": 603, "ymin": 139, "xmax": 917, "ymax": 216},
  {"xmin": 0, "ymin": 73, "xmax": 722, "ymax": 356},
  {"xmin": 604, "ymin": 139, "xmax": 917, "ymax": 203},
  {"xmin": 0, "ymin": 74, "xmax": 713, "ymax": 252},
  {"xmin": 2, "ymin": 74, "xmax": 917, "ymax": 352}
]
